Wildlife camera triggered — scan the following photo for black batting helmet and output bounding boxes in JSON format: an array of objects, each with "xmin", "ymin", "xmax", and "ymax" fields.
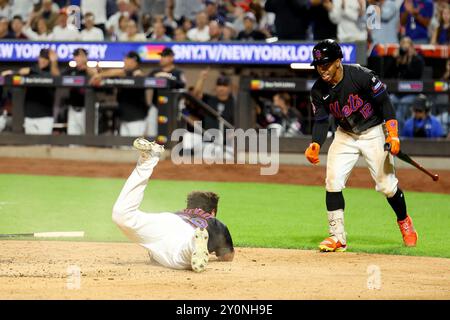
[
  {"xmin": 311, "ymin": 39, "xmax": 343, "ymax": 66},
  {"xmin": 412, "ymin": 94, "xmax": 431, "ymax": 113}
]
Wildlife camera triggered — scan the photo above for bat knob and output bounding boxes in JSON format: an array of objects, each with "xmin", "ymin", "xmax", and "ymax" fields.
[
  {"xmin": 384, "ymin": 143, "xmax": 391, "ymax": 152},
  {"xmin": 433, "ymin": 174, "xmax": 439, "ymax": 182}
]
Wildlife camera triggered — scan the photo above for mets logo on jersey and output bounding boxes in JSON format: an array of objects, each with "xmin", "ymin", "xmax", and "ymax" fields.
[{"xmin": 329, "ymin": 94, "xmax": 374, "ymax": 119}]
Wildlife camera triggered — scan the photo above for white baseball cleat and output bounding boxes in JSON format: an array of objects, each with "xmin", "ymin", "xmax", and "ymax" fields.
[
  {"xmin": 191, "ymin": 227, "xmax": 209, "ymax": 273},
  {"xmin": 133, "ymin": 137, "xmax": 165, "ymax": 158}
]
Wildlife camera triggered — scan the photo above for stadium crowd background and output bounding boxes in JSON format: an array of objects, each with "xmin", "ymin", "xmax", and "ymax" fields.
[{"xmin": 0, "ymin": 0, "xmax": 448, "ymax": 140}]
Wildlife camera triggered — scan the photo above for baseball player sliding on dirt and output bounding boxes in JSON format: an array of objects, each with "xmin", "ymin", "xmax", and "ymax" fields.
[
  {"xmin": 306, "ymin": 39, "xmax": 418, "ymax": 252},
  {"xmin": 112, "ymin": 138, "xmax": 234, "ymax": 272}
]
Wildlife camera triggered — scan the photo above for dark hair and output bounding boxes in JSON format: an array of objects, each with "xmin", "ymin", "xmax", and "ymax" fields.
[
  {"xmin": 125, "ymin": 50, "xmax": 141, "ymax": 63},
  {"xmin": 73, "ymin": 48, "xmax": 88, "ymax": 56},
  {"xmin": 12, "ymin": 15, "xmax": 23, "ymax": 21},
  {"xmin": 186, "ymin": 191, "xmax": 219, "ymax": 214}
]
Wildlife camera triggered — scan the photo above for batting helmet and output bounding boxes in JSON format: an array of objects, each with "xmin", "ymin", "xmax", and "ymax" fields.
[{"xmin": 310, "ymin": 39, "xmax": 343, "ymax": 66}]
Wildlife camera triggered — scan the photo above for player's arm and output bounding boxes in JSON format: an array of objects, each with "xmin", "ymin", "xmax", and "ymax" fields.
[
  {"xmin": 365, "ymin": 72, "xmax": 400, "ymax": 155},
  {"xmin": 305, "ymin": 89, "xmax": 329, "ymax": 165}
]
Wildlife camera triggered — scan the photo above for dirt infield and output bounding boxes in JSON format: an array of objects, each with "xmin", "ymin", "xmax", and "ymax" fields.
[
  {"xmin": 0, "ymin": 241, "xmax": 449, "ymax": 299},
  {"xmin": 1, "ymin": 157, "xmax": 449, "ymax": 300}
]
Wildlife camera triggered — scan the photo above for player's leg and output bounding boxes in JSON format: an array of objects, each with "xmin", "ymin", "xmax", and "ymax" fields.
[
  {"xmin": 360, "ymin": 124, "xmax": 418, "ymax": 247},
  {"xmin": 321, "ymin": 127, "xmax": 360, "ymax": 252},
  {"xmin": 112, "ymin": 138, "xmax": 166, "ymax": 243}
]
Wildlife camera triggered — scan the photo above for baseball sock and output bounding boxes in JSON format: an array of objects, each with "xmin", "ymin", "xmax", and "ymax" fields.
[
  {"xmin": 387, "ymin": 188, "xmax": 407, "ymax": 221},
  {"xmin": 326, "ymin": 191, "xmax": 345, "ymax": 211},
  {"xmin": 326, "ymin": 192, "xmax": 346, "ymax": 244}
]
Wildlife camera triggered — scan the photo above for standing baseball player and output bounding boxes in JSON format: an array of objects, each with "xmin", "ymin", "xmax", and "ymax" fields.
[
  {"xmin": 306, "ymin": 39, "xmax": 418, "ymax": 252},
  {"xmin": 112, "ymin": 138, "xmax": 234, "ymax": 272}
]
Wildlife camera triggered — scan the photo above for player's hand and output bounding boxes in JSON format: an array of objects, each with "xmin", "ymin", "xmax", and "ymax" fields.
[
  {"xmin": 385, "ymin": 119, "xmax": 400, "ymax": 155},
  {"xmin": 305, "ymin": 142, "xmax": 320, "ymax": 165},
  {"xmin": 48, "ymin": 50, "xmax": 58, "ymax": 63}
]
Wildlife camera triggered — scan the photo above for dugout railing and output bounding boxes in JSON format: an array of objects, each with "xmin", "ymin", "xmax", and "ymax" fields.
[{"xmin": 0, "ymin": 75, "xmax": 449, "ymax": 157}]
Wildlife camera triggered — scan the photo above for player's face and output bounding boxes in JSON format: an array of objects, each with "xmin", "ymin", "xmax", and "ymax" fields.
[{"xmin": 316, "ymin": 60, "xmax": 339, "ymax": 83}]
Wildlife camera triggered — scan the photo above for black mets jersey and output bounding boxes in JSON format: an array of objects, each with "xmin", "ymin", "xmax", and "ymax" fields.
[
  {"xmin": 310, "ymin": 64, "xmax": 387, "ymax": 134},
  {"xmin": 176, "ymin": 208, "xmax": 234, "ymax": 257}
]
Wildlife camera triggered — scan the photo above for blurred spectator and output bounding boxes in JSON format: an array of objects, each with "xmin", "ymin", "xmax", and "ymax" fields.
[
  {"xmin": 223, "ymin": 21, "xmax": 236, "ymax": 40},
  {"xmin": 309, "ymin": 0, "xmax": 337, "ymax": 40},
  {"xmin": 443, "ymin": 58, "xmax": 450, "ymax": 80},
  {"xmin": 140, "ymin": 0, "xmax": 166, "ymax": 16},
  {"xmin": 187, "ymin": 11, "xmax": 210, "ymax": 41},
  {"xmin": 328, "ymin": 0, "xmax": 367, "ymax": 42},
  {"xmin": 170, "ymin": 0, "xmax": 204, "ymax": 22},
  {"xmin": 81, "ymin": 0, "xmax": 107, "ymax": 33},
  {"xmin": 174, "ymin": 26, "xmax": 188, "ymax": 41},
  {"xmin": 430, "ymin": 0, "xmax": 448, "ymax": 32},
  {"xmin": 400, "ymin": 0, "xmax": 433, "ymax": 44},
  {"xmin": 2, "ymin": 49, "xmax": 60, "ymax": 135},
  {"xmin": 63, "ymin": 48, "xmax": 98, "ymax": 135},
  {"xmin": 430, "ymin": 2, "xmax": 449, "ymax": 44},
  {"xmin": 388, "ymin": 36, "xmax": 425, "ymax": 79},
  {"xmin": 0, "ymin": 0, "xmax": 11, "ymax": 20},
  {"xmin": 265, "ymin": 0, "xmax": 310, "ymax": 40},
  {"xmin": 7, "ymin": 15, "xmax": 28, "ymax": 39},
  {"xmin": 127, "ymin": 0, "xmax": 141, "ymax": 22},
  {"xmin": 208, "ymin": 19, "xmax": 224, "ymax": 41},
  {"xmin": 23, "ymin": 17, "xmax": 54, "ymax": 40},
  {"xmin": 0, "ymin": 17, "xmax": 9, "ymax": 39},
  {"xmin": 237, "ymin": 12, "xmax": 265, "ymax": 41},
  {"xmin": 205, "ymin": 0, "xmax": 223, "ymax": 22},
  {"xmin": 181, "ymin": 16, "xmax": 193, "ymax": 33},
  {"xmin": 388, "ymin": 36, "xmax": 425, "ymax": 130},
  {"xmin": 147, "ymin": 47, "xmax": 186, "ymax": 136},
  {"xmin": 52, "ymin": 11, "xmax": 81, "ymax": 41},
  {"xmin": 265, "ymin": 93, "xmax": 303, "ymax": 137},
  {"xmin": 81, "ymin": 12, "xmax": 105, "ymax": 41},
  {"xmin": 402, "ymin": 94, "xmax": 444, "ymax": 138},
  {"xmin": 231, "ymin": 2, "xmax": 246, "ymax": 33},
  {"xmin": 120, "ymin": 19, "xmax": 146, "ymax": 41},
  {"xmin": 193, "ymin": 68, "xmax": 235, "ymax": 131},
  {"xmin": 112, "ymin": 14, "xmax": 129, "ymax": 40},
  {"xmin": 106, "ymin": 0, "xmax": 130, "ymax": 39},
  {"xmin": 367, "ymin": 0, "xmax": 399, "ymax": 44},
  {"xmin": 31, "ymin": 0, "xmax": 59, "ymax": 31},
  {"xmin": 11, "ymin": 0, "xmax": 39, "ymax": 21},
  {"xmin": 90, "ymin": 51, "xmax": 147, "ymax": 137},
  {"xmin": 148, "ymin": 20, "xmax": 172, "ymax": 41}
]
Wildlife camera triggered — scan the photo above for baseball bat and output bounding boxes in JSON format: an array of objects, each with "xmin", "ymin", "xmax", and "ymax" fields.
[{"xmin": 384, "ymin": 143, "xmax": 439, "ymax": 182}]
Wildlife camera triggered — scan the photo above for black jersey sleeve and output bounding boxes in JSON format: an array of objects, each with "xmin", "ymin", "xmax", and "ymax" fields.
[
  {"xmin": 207, "ymin": 218, "xmax": 234, "ymax": 257},
  {"xmin": 310, "ymin": 84, "xmax": 330, "ymax": 146},
  {"xmin": 357, "ymin": 67, "xmax": 396, "ymax": 121}
]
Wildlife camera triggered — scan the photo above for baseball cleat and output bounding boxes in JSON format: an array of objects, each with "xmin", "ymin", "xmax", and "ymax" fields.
[
  {"xmin": 133, "ymin": 137, "xmax": 165, "ymax": 158},
  {"xmin": 397, "ymin": 215, "xmax": 418, "ymax": 247},
  {"xmin": 191, "ymin": 227, "xmax": 209, "ymax": 273},
  {"xmin": 318, "ymin": 236, "xmax": 347, "ymax": 252}
]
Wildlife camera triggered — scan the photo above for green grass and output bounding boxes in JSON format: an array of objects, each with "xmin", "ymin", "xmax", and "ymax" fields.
[{"xmin": 0, "ymin": 174, "xmax": 449, "ymax": 258}]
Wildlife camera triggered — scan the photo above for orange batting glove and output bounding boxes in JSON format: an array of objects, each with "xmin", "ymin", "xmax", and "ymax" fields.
[
  {"xmin": 305, "ymin": 142, "xmax": 320, "ymax": 165},
  {"xmin": 385, "ymin": 119, "xmax": 400, "ymax": 155}
]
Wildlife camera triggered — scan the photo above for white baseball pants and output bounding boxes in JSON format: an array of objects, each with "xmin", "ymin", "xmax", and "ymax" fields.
[
  {"xmin": 326, "ymin": 124, "xmax": 398, "ymax": 197},
  {"xmin": 24, "ymin": 117, "xmax": 54, "ymax": 135},
  {"xmin": 112, "ymin": 155, "xmax": 196, "ymax": 269},
  {"xmin": 67, "ymin": 107, "xmax": 85, "ymax": 135},
  {"xmin": 119, "ymin": 120, "xmax": 146, "ymax": 137}
]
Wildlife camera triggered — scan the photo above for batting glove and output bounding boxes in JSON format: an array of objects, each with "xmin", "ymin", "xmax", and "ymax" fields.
[
  {"xmin": 305, "ymin": 142, "xmax": 320, "ymax": 165},
  {"xmin": 385, "ymin": 119, "xmax": 400, "ymax": 155}
]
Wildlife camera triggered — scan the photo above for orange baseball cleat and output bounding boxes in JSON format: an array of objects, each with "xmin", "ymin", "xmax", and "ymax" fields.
[
  {"xmin": 397, "ymin": 216, "xmax": 418, "ymax": 247},
  {"xmin": 318, "ymin": 236, "xmax": 347, "ymax": 252}
]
